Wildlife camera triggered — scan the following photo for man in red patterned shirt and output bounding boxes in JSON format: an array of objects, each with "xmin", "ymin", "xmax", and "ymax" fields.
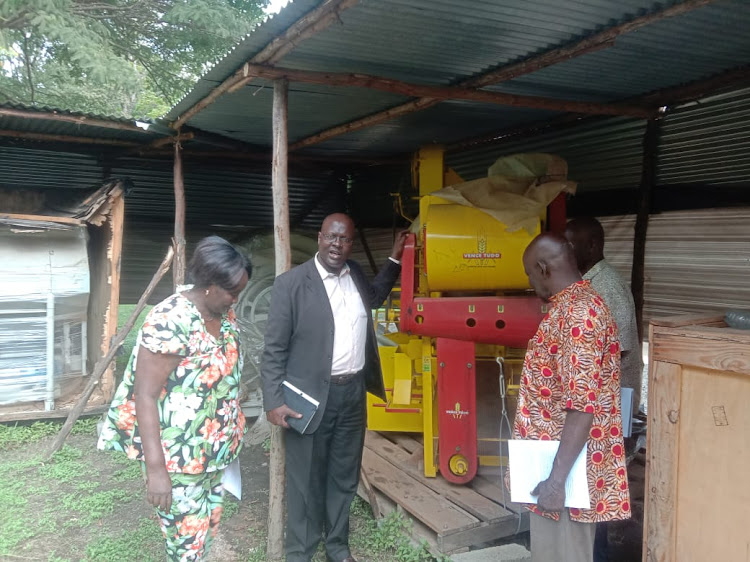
[{"xmin": 514, "ymin": 233, "xmax": 630, "ymax": 562}]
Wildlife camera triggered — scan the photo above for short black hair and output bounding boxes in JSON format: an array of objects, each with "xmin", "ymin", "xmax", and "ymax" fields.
[{"xmin": 187, "ymin": 236, "xmax": 251, "ymax": 290}]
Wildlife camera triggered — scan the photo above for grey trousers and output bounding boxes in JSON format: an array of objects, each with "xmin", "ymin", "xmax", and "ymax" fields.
[
  {"xmin": 530, "ymin": 510, "xmax": 596, "ymax": 562},
  {"xmin": 284, "ymin": 375, "xmax": 366, "ymax": 562}
]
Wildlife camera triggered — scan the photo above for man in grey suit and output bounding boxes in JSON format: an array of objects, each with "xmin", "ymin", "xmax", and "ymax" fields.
[{"xmin": 261, "ymin": 213, "xmax": 407, "ymax": 562}]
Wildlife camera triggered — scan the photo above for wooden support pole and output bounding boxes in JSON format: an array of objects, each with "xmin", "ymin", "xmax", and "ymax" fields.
[
  {"xmin": 171, "ymin": 0, "xmax": 359, "ymax": 130},
  {"xmin": 289, "ymin": 0, "xmax": 718, "ymax": 151},
  {"xmin": 267, "ymin": 78, "xmax": 290, "ymax": 561},
  {"xmin": 47, "ymin": 247, "xmax": 174, "ymax": 458},
  {"xmin": 631, "ymin": 118, "xmax": 661, "ymax": 343},
  {"xmin": 240, "ymin": 63, "xmax": 652, "ymax": 118},
  {"xmin": 173, "ymin": 139, "xmax": 187, "ymax": 288}
]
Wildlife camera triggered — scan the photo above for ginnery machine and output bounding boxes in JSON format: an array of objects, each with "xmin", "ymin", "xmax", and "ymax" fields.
[{"xmin": 367, "ymin": 148, "xmax": 575, "ymax": 484}]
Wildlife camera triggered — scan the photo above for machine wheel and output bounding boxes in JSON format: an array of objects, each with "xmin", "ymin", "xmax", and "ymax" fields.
[{"xmin": 233, "ymin": 232, "xmax": 318, "ymax": 394}]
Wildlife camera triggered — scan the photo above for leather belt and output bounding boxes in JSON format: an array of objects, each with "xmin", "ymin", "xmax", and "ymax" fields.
[{"xmin": 330, "ymin": 371, "xmax": 361, "ymax": 385}]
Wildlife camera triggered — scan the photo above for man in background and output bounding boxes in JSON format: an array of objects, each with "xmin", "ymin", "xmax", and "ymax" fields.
[
  {"xmin": 565, "ymin": 217, "xmax": 643, "ymax": 562},
  {"xmin": 564, "ymin": 217, "xmax": 643, "ymax": 416}
]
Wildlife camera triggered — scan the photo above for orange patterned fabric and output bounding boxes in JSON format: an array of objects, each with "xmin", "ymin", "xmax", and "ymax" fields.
[{"xmin": 513, "ymin": 280, "xmax": 631, "ymax": 523}]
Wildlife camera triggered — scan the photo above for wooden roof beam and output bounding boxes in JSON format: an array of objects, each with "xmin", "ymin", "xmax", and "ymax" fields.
[
  {"xmin": 243, "ymin": 62, "xmax": 653, "ymax": 117},
  {"xmin": 0, "ymin": 107, "xmax": 155, "ymax": 134},
  {"xmin": 288, "ymin": 0, "xmax": 719, "ymax": 151},
  {"xmin": 0, "ymin": 129, "xmax": 141, "ymax": 146},
  {"xmin": 170, "ymin": 0, "xmax": 360, "ymax": 130},
  {"xmin": 448, "ymin": 64, "xmax": 750, "ymax": 153}
]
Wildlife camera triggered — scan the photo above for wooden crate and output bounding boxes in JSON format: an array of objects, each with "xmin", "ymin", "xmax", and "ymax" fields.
[
  {"xmin": 360, "ymin": 431, "xmax": 528, "ymax": 555},
  {"xmin": 644, "ymin": 313, "xmax": 750, "ymax": 562}
]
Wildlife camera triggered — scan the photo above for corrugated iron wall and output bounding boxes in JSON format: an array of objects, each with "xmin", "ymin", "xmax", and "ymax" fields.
[
  {"xmin": 0, "ymin": 145, "xmax": 346, "ymax": 303},
  {"xmin": 0, "ymin": 146, "xmax": 104, "ymax": 191},
  {"xmin": 111, "ymin": 158, "xmax": 344, "ymax": 303},
  {"xmin": 658, "ymin": 86, "xmax": 750, "ymax": 185},
  {"xmin": 444, "ymin": 86, "xmax": 750, "ymax": 333},
  {"xmin": 446, "ymin": 116, "xmax": 647, "ymax": 192},
  {"xmin": 600, "ymin": 208, "xmax": 750, "ymax": 330}
]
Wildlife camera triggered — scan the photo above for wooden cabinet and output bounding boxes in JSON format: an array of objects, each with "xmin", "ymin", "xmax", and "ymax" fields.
[{"xmin": 644, "ymin": 314, "xmax": 750, "ymax": 562}]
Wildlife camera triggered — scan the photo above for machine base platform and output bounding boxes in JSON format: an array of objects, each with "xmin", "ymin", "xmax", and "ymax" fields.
[{"xmin": 359, "ymin": 431, "xmax": 529, "ymax": 555}]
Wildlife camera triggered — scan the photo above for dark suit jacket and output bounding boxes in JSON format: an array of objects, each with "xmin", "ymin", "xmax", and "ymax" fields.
[{"xmin": 260, "ymin": 257, "xmax": 401, "ymax": 434}]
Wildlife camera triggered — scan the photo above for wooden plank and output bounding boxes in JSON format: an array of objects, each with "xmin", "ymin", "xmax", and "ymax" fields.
[
  {"xmin": 99, "ymin": 192, "xmax": 124, "ymax": 401},
  {"xmin": 362, "ymin": 448, "xmax": 480, "ymax": 534},
  {"xmin": 357, "ymin": 486, "xmax": 442, "ymax": 553},
  {"xmin": 658, "ymin": 324, "xmax": 750, "ymax": 345},
  {"xmin": 674, "ymin": 365, "xmax": 750, "ymax": 562},
  {"xmin": 643, "ymin": 358, "xmax": 682, "ymax": 562},
  {"xmin": 366, "ymin": 432, "xmax": 512, "ymax": 522},
  {"xmin": 469, "ymin": 475, "xmax": 524, "ymax": 514},
  {"xmin": 387, "ymin": 432, "xmax": 423, "ymax": 454},
  {"xmin": 0, "ymin": 213, "xmax": 83, "ymax": 226},
  {"xmin": 438, "ymin": 515, "xmax": 529, "ymax": 554},
  {"xmin": 651, "ymin": 332, "xmax": 750, "ymax": 377},
  {"xmin": 650, "ymin": 313, "xmax": 726, "ymax": 328}
]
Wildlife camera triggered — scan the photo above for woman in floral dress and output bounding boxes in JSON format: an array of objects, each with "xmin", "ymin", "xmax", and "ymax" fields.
[{"xmin": 98, "ymin": 236, "xmax": 251, "ymax": 561}]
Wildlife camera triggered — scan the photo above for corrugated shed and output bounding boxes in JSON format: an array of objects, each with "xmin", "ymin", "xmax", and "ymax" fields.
[
  {"xmin": 446, "ymin": 116, "xmax": 647, "ymax": 192},
  {"xmin": 167, "ymin": 0, "xmax": 750, "ymax": 158},
  {"xmin": 658, "ymin": 86, "xmax": 750, "ymax": 185}
]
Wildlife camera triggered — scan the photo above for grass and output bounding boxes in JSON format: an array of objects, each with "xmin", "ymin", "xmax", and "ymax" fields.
[
  {"xmin": 0, "ymin": 416, "xmax": 430, "ymax": 561},
  {"xmin": 0, "ymin": 418, "xmax": 161, "ymax": 559},
  {"xmin": 85, "ymin": 517, "xmax": 163, "ymax": 562},
  {"xmin": 348, "ymin": 497, "xmax": 443, "ymax": 562}
]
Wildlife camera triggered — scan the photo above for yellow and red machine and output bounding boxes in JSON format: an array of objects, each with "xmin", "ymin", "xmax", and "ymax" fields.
[{"xmin": 367, "ymin": 147, "xmax": 567, "ymax": 484}]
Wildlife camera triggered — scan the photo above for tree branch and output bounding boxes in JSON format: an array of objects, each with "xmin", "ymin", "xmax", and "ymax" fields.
[{"xmin": 21, "ymin": 34, "xmax": 35, "ymax": 104}]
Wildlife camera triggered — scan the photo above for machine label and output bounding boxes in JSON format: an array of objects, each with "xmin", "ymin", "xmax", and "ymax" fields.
[
  {"xmin": 462, "ymin": 231, "xmax": 501, "ymax": 264},
  {"xmin": 446, "ymin": 402, "xmax": 470, "ymax": 420}
]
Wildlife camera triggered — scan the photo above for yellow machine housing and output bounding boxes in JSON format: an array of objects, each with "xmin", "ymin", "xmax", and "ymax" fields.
[{"xmin": 420, "ymin": 195, "xmax": 538, "ymax": 292}]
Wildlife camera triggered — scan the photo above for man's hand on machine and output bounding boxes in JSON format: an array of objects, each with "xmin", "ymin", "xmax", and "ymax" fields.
[{"xmin": 267, "ymin": 404, "xmax": 302, "ymax": 428}]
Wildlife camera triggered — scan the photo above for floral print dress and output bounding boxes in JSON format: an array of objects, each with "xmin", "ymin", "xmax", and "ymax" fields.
[{"xmin": 97, "ymin": 292, "xmax": 247, "ymax": 561}]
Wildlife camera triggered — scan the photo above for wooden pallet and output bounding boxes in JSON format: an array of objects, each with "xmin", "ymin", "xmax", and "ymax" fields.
[{"xmin": 359, "ymin": 431, "xmax": 528, "ymax": 555}]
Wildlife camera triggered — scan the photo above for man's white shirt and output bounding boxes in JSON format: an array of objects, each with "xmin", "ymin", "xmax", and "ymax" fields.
[{"xmin": 314, "ymin": 254, "xmax": 368, "ymax": 376}]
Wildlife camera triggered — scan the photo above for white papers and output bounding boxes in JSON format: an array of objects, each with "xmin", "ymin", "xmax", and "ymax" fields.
[
  {"xmin": 621, "ymin": 387, "xmax": 634, "ymax": 438},
  {"xmin": 222, "ymin": 458, "xmax": 242, "ymax": 500},
  {"xmin": 507, "ymin": 440, "xmax": 590, "ymax": 509}
]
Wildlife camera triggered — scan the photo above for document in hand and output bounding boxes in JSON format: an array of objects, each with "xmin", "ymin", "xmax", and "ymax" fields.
[
  {"xmin": 507, "ymin": 439, "xmax": 591, "ymax": 509},
  {"xmin": 282, "ymin": 380, "xmax": 320, "ymax": 434}
]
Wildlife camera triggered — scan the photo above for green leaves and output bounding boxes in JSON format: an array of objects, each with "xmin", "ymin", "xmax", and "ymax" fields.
[{"xmin": 0, "ymin": 0, "xmax": 268, "ymax": 117}]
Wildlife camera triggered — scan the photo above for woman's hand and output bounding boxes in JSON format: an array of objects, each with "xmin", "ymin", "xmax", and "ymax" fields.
[{"xmin": 146, "ymin": 465, "xmax": 173, "ymax": 512}]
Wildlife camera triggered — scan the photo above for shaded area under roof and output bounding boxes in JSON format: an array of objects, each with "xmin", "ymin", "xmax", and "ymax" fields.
[{"xmin": 166, "ymin": 0, "xmax": 750, "ymax": 158}]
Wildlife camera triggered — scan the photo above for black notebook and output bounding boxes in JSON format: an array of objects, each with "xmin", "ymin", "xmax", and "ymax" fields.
[{"xmin": 282, "ymin": 381, "xmax": 320, "ymax": 434}]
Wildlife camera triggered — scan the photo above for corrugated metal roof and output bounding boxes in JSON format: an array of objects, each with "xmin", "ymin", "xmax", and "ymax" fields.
[
  {"xmin": 0, "ymin": 101, "xmax": 164, "ymax": 143},
  {"xmin": 167, "ymin": 0, "xmax": 750, "ymax": 158}
]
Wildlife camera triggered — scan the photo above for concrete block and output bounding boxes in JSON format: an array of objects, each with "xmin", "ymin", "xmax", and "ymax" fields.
[{"xmin": 450, "ymin": 543, "xmax": 531, "ymax": 562}]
